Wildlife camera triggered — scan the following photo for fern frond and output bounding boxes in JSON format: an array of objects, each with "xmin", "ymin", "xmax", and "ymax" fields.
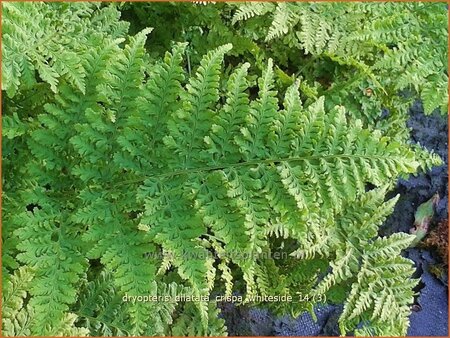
[
  {"xmin": 266, "ymin": 3, "xmax": 300, "ymax": 41},
  {"xmin": 3, "ymin": 3, "xmax": 443, "ymax": 336},
  {"xmin": 287, "ymin": 186, "xmax": 418, "ymax": 336},
  {"xmin": 1, "ymin": 2, "xmax": 127, "ymax": 97},
  {"xmin": 13, "ymin": 192, "xmax": 87, "ymax": 335},
  {"xmin": 171, "ymin": 302, "xmax": 227, "ymax": 336},
  {"xmin": 118, "ymin": 42, "xmax": 187, "ymax": 174},
  {"xmin": 339, "ymin": 241, "xmax": 417, "ymax": 336},
  {"xmin": 206, "ymin": 62, "xmax": 251, "ymax": 163},
  {"xmin": 166, "ymin": 43, "xmax": 232, "ymax": 168},
  {"xmin": 2, "ymin": 267, "xmax": 34, "ymax": 336},
  {"xmin": 75, "ymin": 271, "xmax": 131, "ymax": 336},
  {"xmin": 231, "ymin": 2, "xmax": 275, "ymax": 25},
  {"xmin": 236, "ymin": 58, "xmax": 279, "ymax": 160}
]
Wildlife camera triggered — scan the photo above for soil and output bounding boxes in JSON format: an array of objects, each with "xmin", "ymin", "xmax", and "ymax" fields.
[
  {"xmin": 219, "ymin": 101, "xmax": 449, "ymax": 336},
  {"xmin": 381, "ymin": 101, "xmax": 448, "ymax": 237}
]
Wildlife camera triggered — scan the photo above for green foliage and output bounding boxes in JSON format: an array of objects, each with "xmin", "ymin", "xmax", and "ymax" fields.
[
  {"xmin": 2, "ymin": 267, "xmax": 89, "ymax": 336},
  {"xmin": 122, "ymin": 1, "xmax": 447, "ymax": 140},
  {"xmin": 1, "ymin": 2, "xmax": 129, "ymax": 97},
  {"xmin": 2, "ymin": 2, "xmax": 446, "ymax": 337},
  {"xmin": 305, "ymin": 189, "xmax": 418, "ymax": 335},
  {"xmin": 2, "ymin": 267, "xmax": 34, "ymax": 336},
  {"xmin": 229, "ymin": 1, "xmax": 448, "ymax": 130}
]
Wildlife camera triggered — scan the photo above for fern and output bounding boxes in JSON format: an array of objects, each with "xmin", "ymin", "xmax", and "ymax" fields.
[
  {"xmin": 13, "ymin": 190, "xmax": 88, "ymax": 335},
  {"xmin": 2, "ymin": 2, "xmax": 444, "ymax": 337},
  {"xmin": 2, "ymin": 267, "xmax": 34, "ymax": 336},
  {"xmin": 304, "ymin": 188, "xmax": 418, "ymax": 335},
  {"xmin": 230, "ymin": 1, "xmax": 448, "ymax": 135},
  {"xmin": 231, "ymin": 2, "xmax": 275, "ymax": 25},
  {"xmin": 265, "ymin": 3, "xmax": 299, "ymax": 41},
  {"xmin": 75, "ymin": 272, "xmax": 132, "ymax": 336},
  {"xmin": 339, "ymin": 234, "xmax": 417, "ymax": 336},
  {"xmin": 1, "ymin": 2, "xmax": 128, "ymax": 98},
  {"xmin": 2, "ymin": 267, "xmax": 89, "ymax": 336}
]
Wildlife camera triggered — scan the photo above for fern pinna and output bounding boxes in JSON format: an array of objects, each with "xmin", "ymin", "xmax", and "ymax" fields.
[{"xmin": 1, "ymin": 2, "xmax": 442, "ymax": 337}]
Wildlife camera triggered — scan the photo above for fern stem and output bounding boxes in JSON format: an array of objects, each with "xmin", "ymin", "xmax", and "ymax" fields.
[{"xmin": 117, "ymin": 153, "xmax": 408, "ymax": 186}]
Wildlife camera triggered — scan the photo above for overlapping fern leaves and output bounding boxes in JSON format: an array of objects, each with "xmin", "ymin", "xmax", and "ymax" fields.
[
  {"xmin": 1, "ymin": 2, "xmax": 444, "ymax": 337},
  {"xmin": 231, "ymin": 1, "xmax": 448, "ymax": 138},
  {"xmin": 2, "ymin": 2, "xmax": 129, "ymax": 98}
]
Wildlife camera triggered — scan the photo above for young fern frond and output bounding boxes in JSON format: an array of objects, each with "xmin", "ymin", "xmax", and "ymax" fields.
[
  {"xmin": 303, "ymin": 188, "xmax": 417, "ymax": 336},
  {"xmin": 266, "ymin": 3, "xmax": 300, "ymax": 41},
  {"xmin": 2, "ymin": 267, "xmax": 34, "ymax": 336},
  {"xmin": 339, "ymin": 233, "xmax": 417, "ymax": 336}
]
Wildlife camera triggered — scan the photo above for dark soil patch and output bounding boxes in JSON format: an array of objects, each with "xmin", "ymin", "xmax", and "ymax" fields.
[{"xmin": 381, "ymin": 101, "xmax": 448, "ymax": 236}]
